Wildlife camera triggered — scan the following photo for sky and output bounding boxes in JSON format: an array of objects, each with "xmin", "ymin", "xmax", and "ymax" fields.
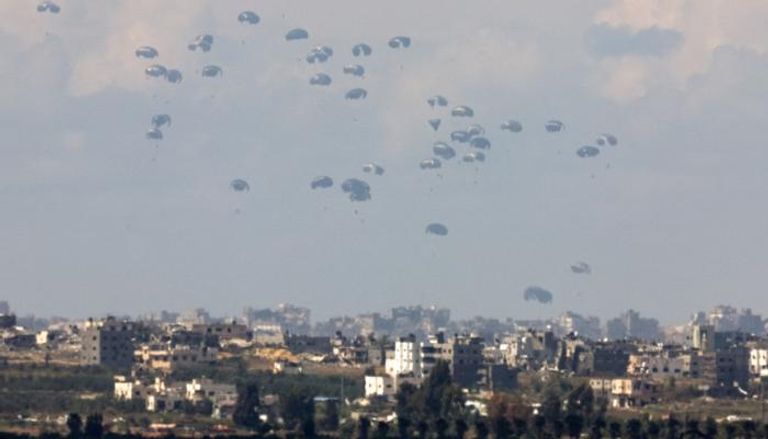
[{"xmin": 2, "ymin": 0, "xmax": 768, "ymax": 323}]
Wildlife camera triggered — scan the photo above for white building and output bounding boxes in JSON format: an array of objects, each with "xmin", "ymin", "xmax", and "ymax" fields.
[
  {"xmin": 185, "ymin": 378, "xmax": 237, "ymax": 406},
  {"xmin": 749, "ymin": 348, "xmax": 768, "ymax": 379},
  {"xmin": 385, "ymin": 337, "xmax": 423, "ymax": 378},
  {"xmin": 365, "ymin": 375, "xmax": 395, "ymax": 398}
]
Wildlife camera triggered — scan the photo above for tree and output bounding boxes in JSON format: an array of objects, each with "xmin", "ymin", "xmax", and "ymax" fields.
[
  {"xmin": 233, "ymin": 382, "xmax": 261, "ymax": 429},
  {"xmin": 666, "ymin": 416, "xmax": 682, "ymax": 439},
  {"xmin": 474, "ymin": 420, "xmax": 489, "ymax": 439},
  {"xmin": 455, "ymin": 419, "xmax": 469, "ymax": 439},
  {"xmin": 647, "ymin": 419, "xmax": 662, "ymax": 439},
  {"xmin": 626, "ymin": 418, "xmax": 644, "ymax": 439},
  {"xmin": 742, "ymin": 420, "xmax": 758, "ymax": 439},
  {"xmin": 358, "ymin": 416, "xmax": 371, "ymax": 439},
  {"xmin": 83, "ymin": 413, "xmax": 103, "ymax": 439},
  {"xmin": 491, "ymin": 415, "xmax": 512, "ymax": 439},
  {"xmin": 66, "ymin": 413, "xmax": 83, "ymax": 438},
  {"xmin": 397, "ymin": 416, "xmax": 411, "ymax": 439},
  {"xmin": 590, "ymin": 416, "xmax": 606, "ymax": 439},
  {"xmin": 302, "ymin": 417, "xmax": 316, "ymax": 438},
  {"xmin": 375, "ymin": 421, "xmax": 391, "ymax": 439},
  {"xmin": 532, "ymin": 415, "xmax": 547, "ymax": 439},
  {"xmin": 684, "ymin": 419, "xmax": 701, "ymax": 439},
  {"xmin": 417, "ymin": 420, "xmax": 429, "ymax": 439},
  {"xmin": 564, "ymin": 413, "xmax": 585, "ymax": 439},
  {"xmin": 434, "ymin": 418, "xmax": 449, "ymax": 439},
  {"xmin": 724, "ymin": 423, "xmax": 737, "ymax": 439},
  {"xmin": 609, "ymin": 420, "xmax": 623, "ymax": 439},
  {"xmin": 704, "ymin": 417, "xmax": 718, "ymax": 439}
]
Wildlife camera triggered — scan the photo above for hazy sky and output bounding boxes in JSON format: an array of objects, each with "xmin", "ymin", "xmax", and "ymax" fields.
[{"xmin": 2, "ymin": 0, "xmax": 768, "ymax": 323}]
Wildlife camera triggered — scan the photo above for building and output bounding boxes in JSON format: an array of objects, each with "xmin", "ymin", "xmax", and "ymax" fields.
[
  {"xmin": 80, "ymin": 317, "xmax": 135, "ymax": 368},
  {"xmin": 185, "ymin": 378, "xmax": 237, "ymax": 406},
  {"xmin": 365, "ymin": 375, "xmax": 395, "ymax": 398},
  {"xmin": 610, "ymin": 378, "xmax": 657, "ymax": 408},
  {"xmin": 691, "ymin": 324, "xmax": 716, "ymax": 352},
  {"xmin": 385, "ymin": 335, "xmax": 423, "ymax": 377},
  {"xmin": 749, "ymin": 348, "xmax": 768, "ymax": 379},
  {"xmin": 606, "ymin": 310, "xmax": 661, "ymax": 341},
  {"xmin": 135, "ymin": 344, "xmax": 218, "ymax": 372}
]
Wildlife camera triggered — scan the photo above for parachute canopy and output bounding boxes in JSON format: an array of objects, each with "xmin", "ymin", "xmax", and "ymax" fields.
[
  {"xmin": 166, "ymin": 69, "xmax": 183, "ymax": 84},
  {"xmin": 285, "ymin": 28, "xmax": 309, "ymax": 41},
  {"xmin": 576, "ymin": 145, "xmax": 600, "ymax": 158},
  {"xmin": 231, "ymin": 179, "xmax": 250, "ymax": 192},
  {"xmin": 341, "ymin": 178, "xmax": 371, "ymax": 202},
  {"xmin": 309, "ymin": 73, "xmax": 332, "ymax": 86},
  {"xmin": 311, "ymin": 176, "xmax": 333, "ymax": 189},
  {"xmin": 419, "ymin": 158, "xmax": 442, "ymax": 170},
  {"xmin": 545, "ymin": 120, "xmax": 564, "ymax": 132},
  {"xmin": 463, "ymin": 151, "xmax": 485, "ymax": 163},
  {"xmin": 451, "ymin": 106, "xmax": 474, "ymax": 117},
  {"xmin": 433, "ymin": 142, "xmax": 456, "ymax": 160},
  {"xmin": 501, "ymin": 120, "xmax": 523, "ymax": 133},
  {"xmin": 467, "ymin": 124, "xmax": 485, "ymax": 137},
  {"xmin": 524, "ymin": 286, "xmax": 553, "ymax": 304},
  {"xmin": 596, "ymin": 133, "xmax": 618, "ymax": 146},
  {"xmin": 238, "ymin": 11, "xmax": 260, "ymax": 25},
  {"xmin": 428, "ymin": 119, "xmax": 441, "ymax": 131},
  {"xmin": 470, "ymin": 137, "xmax": 491, "ymax": 150},
  {"xmin": 570, "ymin": 261, "xmax": 592, "ymax": 275},
  {"xmin": 151, "ymin": 114, "xmax": 171, "ymax": 129},
  {"xmin": 188, "ymin": 34, "xmax": 214, "ymax": 52},
  {"xmin": 352, "ymin": 43, "xmax": 372, "ymax": 57},
  {"xmin": 427, "ymin": 95, "xmax": 448, "ymax": 108},
  {"xmin": 145, "ymin": 64, "xmax": 167, "ymax": 78},
  {"xmin": 362, "ymin": 163, "xmax": 385, "ymax": 176},
  {"xmin": 135, "ymin": 46, "xmax": 159, "ymax": 59},
  {"xmin": 145, "ymin": 128, "xmax": 163, "ymax": 140},
  {"xmin": 306, "ymin": 46, "xmax": 333, "ymax": 64},
  {"xmin": 425, "ymin": 223, "xmax": 448, "ymax": 236},
  {"xmin": 343, "ymin": 64, "xmax": 365, "ymax": 77},
  {"xmin": 201, "ymin": 65, "xmax": 223, "ymax": 78},
  {"xmin": 388, "ymin": 36, "xmax": 411, "ymax": 48},
  {"xmin": 37, "ymin": 2, "xmax": 60, "ymax": 13},
  {"xmin": 450, "ymin": 130, "xmax": 471, "ymax": 143},
  {"xmin": 345, "ymin": 88, "xmax": 368, "ymax": 100}
]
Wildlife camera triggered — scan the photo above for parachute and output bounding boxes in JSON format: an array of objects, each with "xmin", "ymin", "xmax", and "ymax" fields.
[
  {"xmin": 462, "ymin": 151, "xmax": 485, "ymax": 163},
  {"xmin": 309, "ymin": 73, "xmax": 332, "ymax": 86},
  {"xmin": 425, "ymin": 223, "xmax": 448, "ymax": 236},
  {"xmin": 466, "ymin": 124, "xmax": 485, "ymax": 137},
  {"xmin": 306, "ymin": 46, "xmax": 334, "ymax": 64},
  {"xmin": 576, "ymin": 145, "xmax": 600, "ymax": 158},
  {"xmin": 342, "ymin": 64, "xmax": 365, "ymax": 77},
  {"xmin": 311, "ymin": 176, "xmax": 334, "ymax": 189},
  {"xmin": 231, "ymin": 179, "xmax": 250, "ymax": 192},
  {"xmin": 470, "ymin": 137, "xmax": 491, "ymax": 150},
  {"xmin": 135, "ymin": 46, "xmax": 159, "ymax": 59},
  {"xmin": 352, "ymin": 43, "xmax": 372, "ymax": 57},
  {"xmin": 450, "ymin": 130, "xmax": 471, "ymax": 143},
  {"xmin": 362, "ymin": 163, "xmax": 385, "ymax": 176},
  {"xmin": 151, "ymin": 114, "xmax": 171, "ymax": 129},
  {"xmin": 238, "ymin": 11, "xmax": 260, "ymax": 25},
  {"xmin": 166, "ymin": 69, "xmax": 183, "ymax": 84},
  {"xmin": 145, "ymin": 64, "xmax": 168, "ymax": 78},
  {"xmin": 188, "ymin": 34, "xmax": 214, "ymax": 52},
  {"xmin": 345, "ymin": 88, "xmax": 368, "ymax": 100},
  {"xmin": 523, "ymin": 286, "xmax": 553, "ymax": 304},
  {"xmin": 427, "ymin": 95, "xmax": 449, "ymax": 108},
  {"xmin": 451, "ymin": 106, "xmax": 474, "ymax": 117},
  {"xmin": 285, "ymin": 28, "xmax": 309, "ymax": 41},
  {"xmin": 201, "ymin": 65, "xmax": 223, "ymax": 78},
  {"xmin": 341, "ymin": 178, "xmax": 371, "ymax": 202},
  {"xmin": 428, "ymin": 119, "xmax": 441, "ymax": 131},
  {"xmin": 545, "ymin": 120, "xmax": 565, "ymax": 132},
  {"xmin": 36, "ymin": 1, "xmax": 60, "ymax": 13},
  {"xmin": 388, "ymin": 36, "xmax": 411, "ymax": 49},
  {"xmin": 596, "ymin": 133, "xmax": 618, "ymax": 146},
  {"xmin": 570, "ymin": 261, "xmax": 592, "ymax": 275},
  {"xmin": 432, "ymin": 142, "xmax": 456, "ymax": 160},
  {"xmin": 419, "ymin": 158, "xmax": 442, "ymax": 170},
  {"xmin": 501, "ymin": 120, "xmax": 523, "ymax": 133},
  {"xmin": 145, "ymin": 128, "xmax": 163, "ymax": 140}
]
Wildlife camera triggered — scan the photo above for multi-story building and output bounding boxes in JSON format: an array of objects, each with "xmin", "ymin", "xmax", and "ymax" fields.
[
  {"xmin": 135, "ymin": 344, "xmax": 218, "ymax": 372},
  {"xmin": 80, "ymin": 317, "xmax": 135, "ymax": 368}
]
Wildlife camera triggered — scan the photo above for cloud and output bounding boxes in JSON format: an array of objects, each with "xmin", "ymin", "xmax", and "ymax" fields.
[{"xmin": 585, "ymin": 24, "xmax": 683, "ymax": 57}]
